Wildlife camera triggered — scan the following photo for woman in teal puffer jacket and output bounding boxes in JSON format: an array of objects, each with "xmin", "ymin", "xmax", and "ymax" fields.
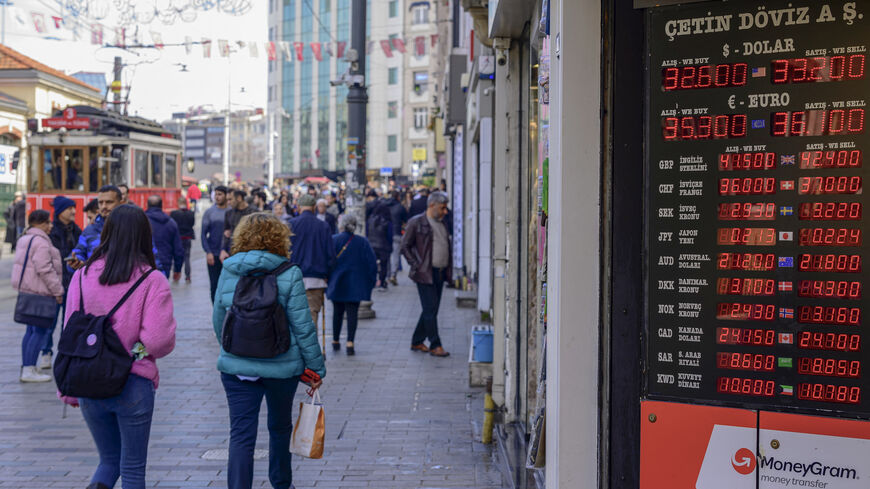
[{"xmin": 213, "ymin": 212, "xmax": 326, "ymax": 489}]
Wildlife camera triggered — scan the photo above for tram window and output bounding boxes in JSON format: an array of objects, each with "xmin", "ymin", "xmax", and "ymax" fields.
[
  {"xmin": 43, "ymin": 149, "xmax": 59, "ymax": 190},
  {"xmin": 66, "ymin": 148, "xmax": 84, "ymax": 191},
  {"xmin": 164, "ymin": 154, "xmax": 177, "ymax": 188},
  {"xmin": 151, "ymin": 153, "xmax": 163, "ymax": 187},
  {"xmin": 134, "ymin": 150, "xmax": 148, "ymax": 187},
  {"xmin": 109, "ymin": 147, "xmax": 124, "ymax": 185}
]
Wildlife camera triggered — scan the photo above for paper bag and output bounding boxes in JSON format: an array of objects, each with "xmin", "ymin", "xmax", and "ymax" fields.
[{"xmin": 291, "ymin": 390, "xmax": 325, "ymax": 459}]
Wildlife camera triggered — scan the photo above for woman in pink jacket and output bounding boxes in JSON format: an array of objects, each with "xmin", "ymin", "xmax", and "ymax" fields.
[
  {"xmin": 65, "ymin": 204, "xmax": 176, "ymax": 489},
  {"xmin": 11, "ymin": 209, "xmax": 63, "ymax": 383}
]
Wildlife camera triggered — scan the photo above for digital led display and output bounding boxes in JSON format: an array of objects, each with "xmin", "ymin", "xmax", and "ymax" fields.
[{"xmin": 647, "ymin": 0, "xmax": 870, "ymax": 416}]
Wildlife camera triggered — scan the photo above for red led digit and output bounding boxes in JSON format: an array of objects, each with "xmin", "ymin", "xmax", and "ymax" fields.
[
  {"xmin": 731, "ymin": 114, "xmax": 747, "ymax": 137},
  {"xmin": 772, "ymin": 112, "xmax": 788, "ymax": 136},
  {"xmin": 791, "ymin": 111, "xmax": 806, "ymax": 135},
  {"xmin": 680, "ymin": 117, "xmax": 695, "ymax": 139},
  {"xmin": 849, "ymin": 54, "xmax": 865, "ymax": 78},
  {"xmin": 792, "ymin": 58, "xmax": 807, "ymax": 82},
  {"xmin": 772, "ymin": 59, "xmax": 788, "ymax": 83},
  {"xmin": 830, "ymin": 55, "xmax": 846, "ymax": 80},
  {"xmin": 663, "ymin": 117, "xmax": 678, "ymax": 140},
  {"xmin": 679, "ymin": 66, "xmax": 696, "ymax": 89},
  {"xmin": 732, "ymin": 63, "xmax": 748, "ymax": 86},
  {"xmin": 798, "ymin": 383, "xmax": 861, "ymax": 404},
  {"xmin": 697, "ymin": 116, "xmax": 712, "ymax": 138},
  {"xmin": 848, "ymin": 108, "xmax": 864, "ymax": 133},
  {"xmin": 715, "ymin": 64, "xmax": 730, "ymax": 87},
  {"xmin": 697, "ymin": 65, "xmax": 712, "ymax": 88},
  {"xmin": 808, "ymin": 57, "xmax": 826, "ymax": 81},
  {"xmin": 797, "ymin": 280, "xmax": 861, "ymax": 299},
  {"xmin": 714, "ymin": 115, "xmax": 729, "ymax": 138},
  {"xmin": 829, "ymin": 109, "xmax": 845, "ymax": 134}
]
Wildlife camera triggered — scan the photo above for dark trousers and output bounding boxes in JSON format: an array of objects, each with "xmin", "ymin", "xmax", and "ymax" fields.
[
  {"xmin": 180, "ymin": 239, "xmax": 192, "ymax": 278},
  {"xmin": 412, "ymin": 267, "xmax": 445, "ymax": 349},
  {"xmin": 332, "ymin": 301, "xmax": 360, "ymax": 343},
  {"xmin": 374, "ymin": 248, "xmax": 391, "ymax": 286},
  {"xmin": 220, "ymin": 373, "xmax": 300, "ymax": 489},
  {"xmin": 208, "ymin": 260, "xmax": 223, "ymax": 303}
]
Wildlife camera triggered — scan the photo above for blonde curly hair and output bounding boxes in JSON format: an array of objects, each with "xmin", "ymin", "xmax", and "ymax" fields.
[{"xmin": 231, "ymin": 212, "xmax": 292, "ymax": 258}]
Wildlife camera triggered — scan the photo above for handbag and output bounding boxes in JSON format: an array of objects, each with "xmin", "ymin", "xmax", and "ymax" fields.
[
  {"xmin": 13, "ymin": 237, "xmax": 58, "ymax": 329},
  {"xmin": 290, "ymin": 390, "xmax": 325, "ymax": 459}
]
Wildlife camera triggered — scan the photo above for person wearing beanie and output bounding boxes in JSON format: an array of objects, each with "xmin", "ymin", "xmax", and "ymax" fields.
[
  {"xmin": 45, "ymin": 195, "xmax": 81, "ymax": 369},
  {"xmin": 288, "ymin": 193, "xmax": 336, "ymax": 324}
]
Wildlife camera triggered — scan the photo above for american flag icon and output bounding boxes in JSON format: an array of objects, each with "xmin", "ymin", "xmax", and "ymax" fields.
[
  {"xmin": 780, "ymin": 206, "xmax": 793, "ymax": 216},
  {"xmin": 752, "ymin": 67, "xmax": 767, "ymax": 77},
  {"xmin": 780, "ymin": 154, "xmax": 795, "ymax": 165},
  {"xmin": 778, "ymin": 281, "xmax": 793, "ymax": 292},
  {"xmin": 779, "ymin": 307, "xmax": 794, "ymax": 319},
  {"xmin": 778, "ymin": 256, "xmax": 793, "ymax": 267},
  {"xmin": 778, "ymin": 333, "xmax": 794, "ymax": 345},
  {"xmin": 780, "ymin": 180, "xmax": 795, "ymax": 191}
]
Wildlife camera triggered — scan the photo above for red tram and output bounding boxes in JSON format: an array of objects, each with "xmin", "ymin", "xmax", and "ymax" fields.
[{"xmin": 25, "ymin": 106, "xmax": 183, "ymax": 228}]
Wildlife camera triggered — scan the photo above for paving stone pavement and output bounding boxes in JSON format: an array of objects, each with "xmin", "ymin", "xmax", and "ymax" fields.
[{"xmin": 0, "ymin": 243, "xmax": 505, "ymax": 488}]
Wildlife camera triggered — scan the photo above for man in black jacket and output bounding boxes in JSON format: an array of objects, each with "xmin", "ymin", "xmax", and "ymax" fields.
[
  {"xmin": 220, "ymin": 190, "xmax": 256, "ymax": 262},
  {"xmin": 45, "ymin": 195, "xmax": 81, "ymax": 369},
  {"xmin": 384, "ymin": 190, "xmax": 408, "ymax": 285},
  {"xmin": 407, "ymin": 187, "xmax": 429, "ymax": 219},
  {"xmin": 170, "ymin": 197, "xmax": 196, "ymax": 283}
]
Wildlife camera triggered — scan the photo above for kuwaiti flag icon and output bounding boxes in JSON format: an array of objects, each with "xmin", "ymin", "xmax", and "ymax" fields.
[{"xmin": 781, "ymin": 385, "xmax": 794, "ymax": 396}]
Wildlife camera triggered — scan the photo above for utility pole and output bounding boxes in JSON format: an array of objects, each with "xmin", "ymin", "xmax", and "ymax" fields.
[
  {"xmin": 347, "ymin": 0, "xmax": 376, "ymax": 318},
  {"xmin": 346, "ymin": 0, "xmax": 368, "ymax": 209},
  {"xmin": 223, "ymin": 55, "xmax": 231, "ymax": 186},
  {"xmin": 267, "ymin": 112, "xmax": 275, "ymax": 189}
]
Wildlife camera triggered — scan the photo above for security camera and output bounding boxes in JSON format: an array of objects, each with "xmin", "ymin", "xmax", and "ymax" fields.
[{"xmin": 493, "ymin": 37, "xmax": 510, "ymax": 67}]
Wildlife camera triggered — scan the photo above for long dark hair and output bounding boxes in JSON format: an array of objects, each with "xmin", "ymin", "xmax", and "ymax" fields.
[{"xmin": 85, "ymin": 204, "xmax": 157, "ymax": 285}]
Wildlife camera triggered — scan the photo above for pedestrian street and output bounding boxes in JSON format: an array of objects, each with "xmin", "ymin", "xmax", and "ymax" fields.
[{"xmin": 0, "ymin": 247, "xmax": 505, "ymax": 488}]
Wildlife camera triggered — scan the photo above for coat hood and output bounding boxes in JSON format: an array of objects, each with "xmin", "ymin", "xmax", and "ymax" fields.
[
  {"xmin": 222, "ymin": 250, "xmax": 290, "ymax": 275},
  {"xmin": 145, "ymin": 207, "xmax": 170, "ymax": 224}
]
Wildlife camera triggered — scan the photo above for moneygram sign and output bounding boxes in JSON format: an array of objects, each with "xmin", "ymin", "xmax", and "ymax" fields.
[{"xmin": 757, "ymin": 456, "xmax": 858, "ymax": 481}]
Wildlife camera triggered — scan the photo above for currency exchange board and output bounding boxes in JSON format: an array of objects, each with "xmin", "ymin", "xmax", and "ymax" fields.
[{"xmin": 646, "ymin": 0, "xmax": 870, "ymax": 416}]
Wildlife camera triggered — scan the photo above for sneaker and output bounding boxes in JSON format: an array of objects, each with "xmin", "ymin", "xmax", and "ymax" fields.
[
  {"xmin": 20, "ymin": 366, "xmax": 51, "ymax": 383},
  {"xmin": 37, "ymin": 352, "xmax": 52, "ymax": 370},
  {"xmin": 389, "ymin": 276, "xmax": 398, "ymax": 286},
  {"xmin": 185, "ymin": 277, "xmax": 191, "ymax": 283}
]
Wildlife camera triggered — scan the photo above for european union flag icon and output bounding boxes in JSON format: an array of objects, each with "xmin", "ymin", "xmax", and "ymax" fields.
[
  {"xmin": 780, "ymin": 206, "xmax": 793, "ymax": 216},
  {"xmin": 778, "ymin": 256, "xmax": 794, "ymax": 267},
  {"xmin": 752, "ymin": 119, "xmax": 766, "ymax": 129}
]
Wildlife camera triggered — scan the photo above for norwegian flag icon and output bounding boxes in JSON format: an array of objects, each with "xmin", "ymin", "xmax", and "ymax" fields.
[
  {"xmin": 780, "ymin": 180, "xmax": 795, "ymax": 190},
  {"xmin": 779, "ymin": 333, "xmax": 794, "ymax": 344},
  {"xmin": 778, "ymin": 281, "xmax": 793, "ymax": 292},
  {"xmin": 779, "ymin": 308, "xmax": 794, "ymax": 319}
]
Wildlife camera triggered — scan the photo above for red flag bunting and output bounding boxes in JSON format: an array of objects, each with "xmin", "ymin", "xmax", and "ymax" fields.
[
  {"xmin": 267, "ymin": 42, "xmax": 277, "ymax": 60},
  {"xmin": 391, "ymin": 38, "xmax": 406, "ymax": 54},
  {"xmin": 294, "ymin": 42, "xmax": 305, "ymax": 62},
  {"xmin": 201, "ymin": 38, "xmax": 212, "ymax": 58},
  {"xmin": 311, "ymin": 42, "xmax": 323, "ymax": 61},
  {"xmin": 31, "ymin": 13, "xmax": 46, "ymax": 33},
  {"xmin": 337, "ymin": 41, "xmax": 347, "ymax": 59},
  {"xmin": 415, "ymin": 36, "xmax": 425, "ymax": 56},
  {"xmin": 430, "ymin": 33, "xmax": 439, "ymax": 47},
  {"xmin": 51, "ymin": 16, "xmax": 63, "ymax": 29},
  {"xmin": 380, "ymin": 39, "xmax": 393, "ymax": 58}
]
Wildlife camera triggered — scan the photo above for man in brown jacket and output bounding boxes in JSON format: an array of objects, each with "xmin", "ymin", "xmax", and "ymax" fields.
[{"xmin": 401, "ymin": 191, "xmax": 452, "ymax": 357}]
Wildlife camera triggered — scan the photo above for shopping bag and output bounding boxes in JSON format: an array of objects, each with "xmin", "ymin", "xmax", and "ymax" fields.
[{"xmin": 291, "ymin": 390, "xmax": 325, "ymax": 459}]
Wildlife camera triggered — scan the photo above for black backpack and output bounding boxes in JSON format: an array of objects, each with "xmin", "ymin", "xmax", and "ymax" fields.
[
  {"xmin": 221, "ymin": 261, "xmax": 294, "ymax": 359},
  {"xmin": 54, "ymin": 269, "xmax": 156, "ymax": 399}
]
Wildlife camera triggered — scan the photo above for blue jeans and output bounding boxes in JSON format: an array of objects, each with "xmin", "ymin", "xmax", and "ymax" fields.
[
  {"xmin": 412, "ymin": 267, "xmax": 446, "ymax": 349},
  {"xmin": 21, "ymin": 325, "xmax": 52, "ymax": 366},
  {"xmin": 221, "ymin": 373, "xmax": 300, "ymax": 489},
  {"xmin": 79, "ymin": 374, "xmax": 155, "ymax": 489}
]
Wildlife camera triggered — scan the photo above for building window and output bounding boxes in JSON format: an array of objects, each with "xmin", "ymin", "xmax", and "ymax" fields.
[
  {"xmin": 412, "ymin": 5, "xmax": 429, "ymax": 25},
  {"xmin": 387, "ymin": 135, "xmax": 397, "ymax": 152},
  {"xmin": 388, "ymin": 67, "xmax": 398, "ymax": 85},
  {"xmin": 389, "ymin": 0, "xmax": 398, "ymax": 18},
  {"xmin": 388, "ymin": 101, "xmax": 398, "ymax": 119},
  {"xmin": 268, "ymin": 86, "xmax": 273, "ymax": 101},
  {"xmin": 413, "ymin": 71, "xmax": 428, "ymax": 94},
  {"xmin": 413, "ymin": 107, "xmax": 428, "ymax": 130}
]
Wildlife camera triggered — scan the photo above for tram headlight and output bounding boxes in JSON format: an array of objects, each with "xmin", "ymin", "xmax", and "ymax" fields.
[{"xmin": 186, "ymin": 157, "xmax": 195, "ymax": 173}]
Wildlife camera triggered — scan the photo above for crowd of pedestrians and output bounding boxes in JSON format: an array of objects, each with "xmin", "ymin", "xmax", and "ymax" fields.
[{"xmin": 3, "ymin": 178, "xmax": 454, "ymax": 488}]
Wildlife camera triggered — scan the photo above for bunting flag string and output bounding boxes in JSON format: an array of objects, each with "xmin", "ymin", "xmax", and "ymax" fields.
[{"xmin": 21, "ymin": 5, "xmax": 444, "ymax": 64}]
